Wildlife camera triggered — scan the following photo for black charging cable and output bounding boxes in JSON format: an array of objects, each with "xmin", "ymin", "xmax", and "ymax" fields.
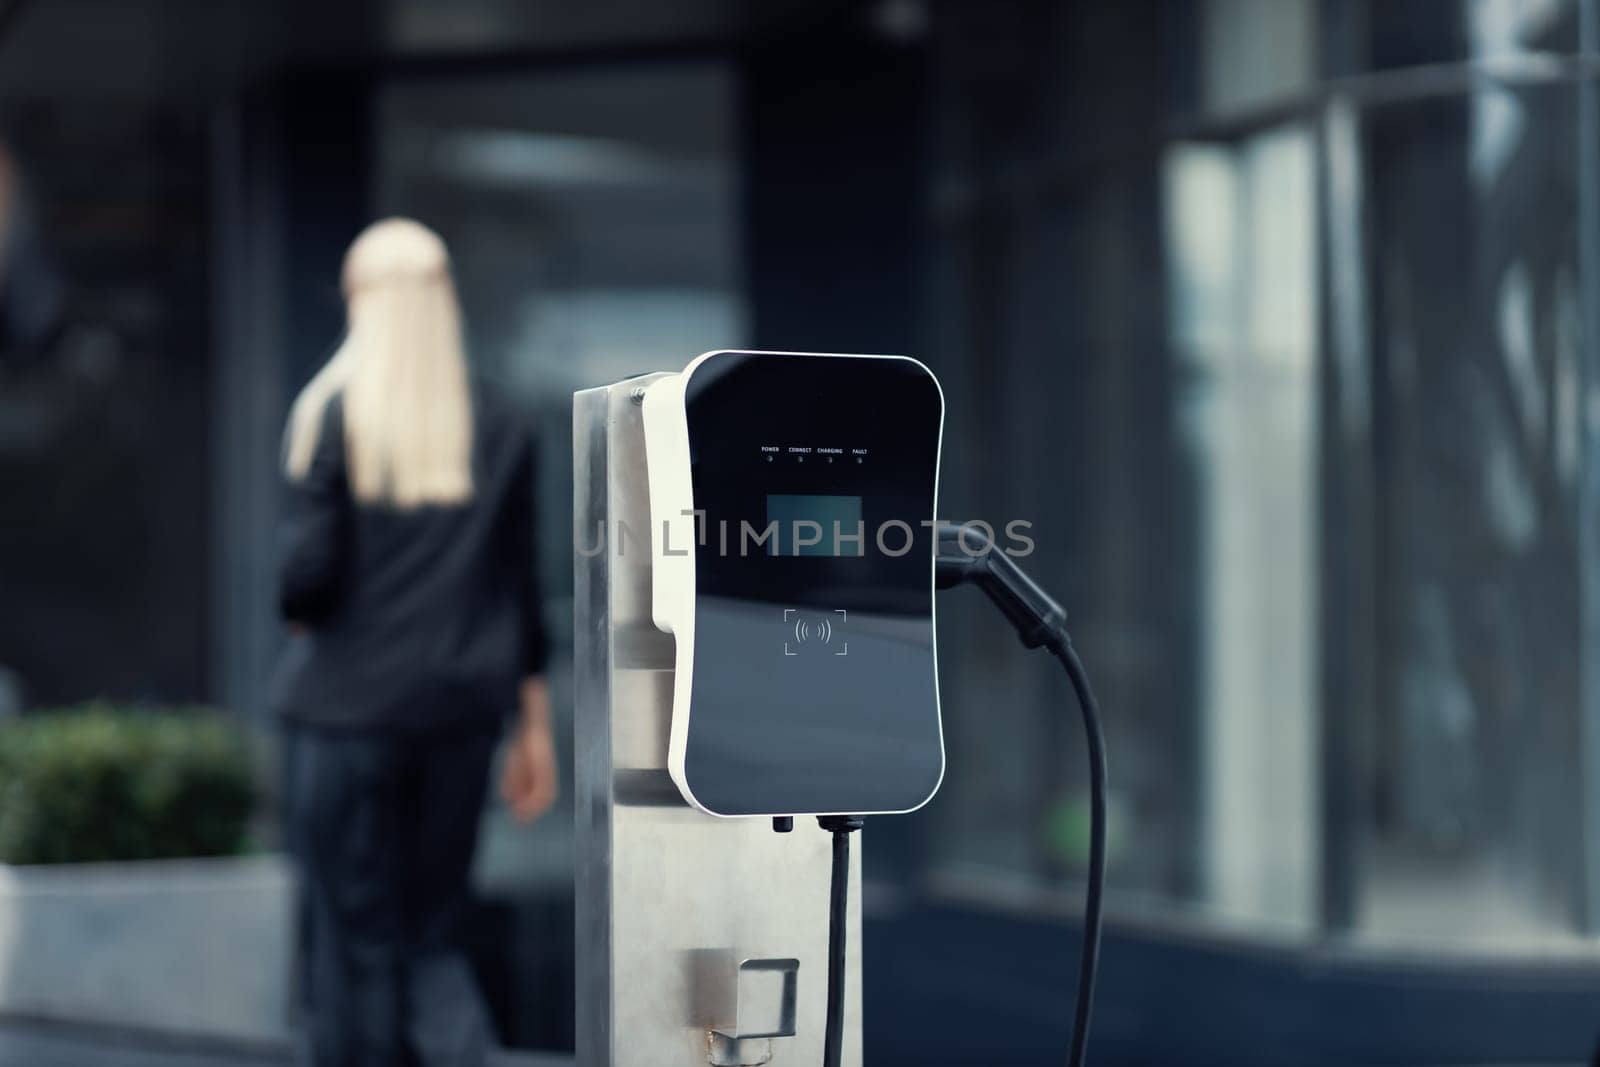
[
  {"xmin": 808, "ymin": 525, "xmax": 1105, "ymax": 1067},
  {"xmin": 936, "ymin": 521, "xmax": 1107, "ymax": 1067},
  {"xmin": 816, "ymin": 813, "xmax": 864, "ymax": 1067}
]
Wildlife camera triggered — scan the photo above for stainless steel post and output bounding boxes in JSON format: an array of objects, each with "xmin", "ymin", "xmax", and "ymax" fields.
[{"xmin": 574, "ymin": 377, "xmax": 862, "ymax": 1067}]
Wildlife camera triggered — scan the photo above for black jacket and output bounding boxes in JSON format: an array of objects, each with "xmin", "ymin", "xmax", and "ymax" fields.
[{"xmin": 269, "ymin": 388, "xmax": 549, "ymax": 732}]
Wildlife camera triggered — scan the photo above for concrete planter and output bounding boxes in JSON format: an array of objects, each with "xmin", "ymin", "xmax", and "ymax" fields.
[{"xmin": 0, "ymin": 853, "xmax": 294, "ymax": 1042}]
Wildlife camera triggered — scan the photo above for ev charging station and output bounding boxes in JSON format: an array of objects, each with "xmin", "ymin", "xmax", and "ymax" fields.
[
  {"xmin": 574, "ymin": 351, "xmax": 1104, "ymax": 1067},
  {"xmin": 640, "ymin": 350, "xmax": 947, "ymax": 820}
]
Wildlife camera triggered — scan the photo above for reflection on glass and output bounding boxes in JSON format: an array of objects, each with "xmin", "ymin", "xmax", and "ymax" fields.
[
  {"xmin": 1165, "ymin": 125, "xmax": 1319, "ymax": 932},
  {"xmin": 924, "ymin": 0, "xmax": 1595, "ymax": 952}
]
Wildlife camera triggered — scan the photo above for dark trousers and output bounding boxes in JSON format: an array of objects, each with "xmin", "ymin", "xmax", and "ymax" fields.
[{"xmin": 285, "ymin": 723, "xmax": 499, "ymax": 1067}]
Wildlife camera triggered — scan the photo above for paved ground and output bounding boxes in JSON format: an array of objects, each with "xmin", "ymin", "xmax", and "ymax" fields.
[
  {"xmin": 3, "ymin": 1017, "xmax": 1578, "ymax": 1067},
  {"xmin": 0, "ymin": 1018, "xmax": 572, "ymax": 1067}
]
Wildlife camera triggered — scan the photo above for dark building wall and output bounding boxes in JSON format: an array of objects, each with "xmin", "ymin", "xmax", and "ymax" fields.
[
  {"xmin": 741, "ymin": 23, "xmax": 927, "ymax": 358},
  {"xmin": 0, "ymin": 100, "xmax": 212, "ymax": 706}
]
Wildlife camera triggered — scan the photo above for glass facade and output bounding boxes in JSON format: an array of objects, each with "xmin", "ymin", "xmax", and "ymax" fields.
[{"xmin": 919, "ymin": 0, "xmax": 1600, "ymax": 953}]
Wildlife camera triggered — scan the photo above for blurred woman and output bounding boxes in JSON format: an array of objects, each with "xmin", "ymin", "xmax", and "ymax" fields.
[{"xmin": 272, "ymin": 218, "xmax": 557, "ymax": 1067}]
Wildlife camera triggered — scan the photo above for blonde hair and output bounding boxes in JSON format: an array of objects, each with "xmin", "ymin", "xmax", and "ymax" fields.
[{"xmin": 284, "ymin": 218, "xmax": 475, "ymax": 508}]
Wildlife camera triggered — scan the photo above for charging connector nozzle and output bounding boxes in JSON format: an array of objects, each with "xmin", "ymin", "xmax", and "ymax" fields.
[{"xmin": 935, "ymin": 522, "xmax": 1069, "ymax": 651}]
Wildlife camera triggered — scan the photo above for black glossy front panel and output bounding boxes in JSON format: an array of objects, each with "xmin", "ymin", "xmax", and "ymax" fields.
[{"xmin": 682, "ymin": 351, "xmax": 944, "ymax": 816}]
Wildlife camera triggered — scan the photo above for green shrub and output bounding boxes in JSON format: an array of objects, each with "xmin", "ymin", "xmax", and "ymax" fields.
[{"xmin": 0, "ymin": 704, "xmax": 257, "ymax": 865}]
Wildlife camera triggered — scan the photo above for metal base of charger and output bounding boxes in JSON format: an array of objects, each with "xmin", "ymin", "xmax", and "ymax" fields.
[{"xmin": 573, "ymin": 377, "xmax": 862, "ymax": 1067}]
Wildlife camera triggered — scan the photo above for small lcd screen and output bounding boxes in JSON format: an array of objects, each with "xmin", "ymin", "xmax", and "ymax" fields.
[{"xmin": 767, "ymin": 494, "xmax": 864, "ymax": 557}]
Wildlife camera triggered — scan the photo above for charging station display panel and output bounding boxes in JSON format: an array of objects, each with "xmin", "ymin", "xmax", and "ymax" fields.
[{"xmin": 680, "ymin": 351, "xmax": 944, "ymax": 816}]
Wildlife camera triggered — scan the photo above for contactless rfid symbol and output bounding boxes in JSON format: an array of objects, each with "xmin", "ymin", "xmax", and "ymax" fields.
[{"xmin": 783, "ymin": 608, "xmax": 849, "ymax": 657}]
